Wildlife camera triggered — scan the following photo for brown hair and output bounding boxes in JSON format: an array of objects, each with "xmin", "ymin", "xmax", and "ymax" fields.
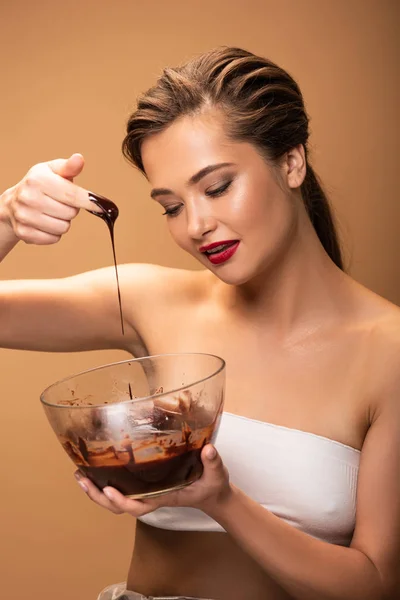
[{"xmin": 122, "ymin": 47, "xmax": 343, "ymax": 269}]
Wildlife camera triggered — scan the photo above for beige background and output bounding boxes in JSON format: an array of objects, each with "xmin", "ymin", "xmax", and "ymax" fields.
[{"xmin": 0, "ymin": 1, "xmax": 398, "ymax": 598}]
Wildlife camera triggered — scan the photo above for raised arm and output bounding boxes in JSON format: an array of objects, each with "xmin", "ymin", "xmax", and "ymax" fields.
[
  {"xmin": 0, "ymin": 266, "xmax": 138, "ymax": 352},
  {"xmin": 0, "ymin": 155, "xmax": 143, "ymax": 354}
]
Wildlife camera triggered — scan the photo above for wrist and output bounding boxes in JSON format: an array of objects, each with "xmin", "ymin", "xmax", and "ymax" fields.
[
  {"xmin": 0, "ymin": 189, "xmax": 16, "ymax": 231},
  {"xmin": 204, "ymin": 483, "xmax": 239, "ymax": 522},
  {"xmin": 0, "ymin": 188, "xmax": 13, "ymax": 227},
  {"xmin": 0, "ymin": 190, "xmax": 19, "ymax": 257}
]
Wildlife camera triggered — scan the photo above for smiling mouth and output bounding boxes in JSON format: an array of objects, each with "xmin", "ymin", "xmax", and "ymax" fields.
[
  {"xmin": 203, "ymin": 242, "xmax": 235, "ymax": 255},
  {"xmin": 200, "ymin": 241, "xmax": 240, "ymax": 265},
  {"xmin": 200, "ymin": 240, "xmax": 238, "ymax": 254}
]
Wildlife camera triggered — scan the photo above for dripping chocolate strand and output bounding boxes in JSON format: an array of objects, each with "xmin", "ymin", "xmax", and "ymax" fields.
[
  {"xmin": 88, "ymin": 192, "xmax": 133, "ymax": 400},
  {"xmin": 88, "ymin": 193, "xmax": 124, "ymax": 334}
]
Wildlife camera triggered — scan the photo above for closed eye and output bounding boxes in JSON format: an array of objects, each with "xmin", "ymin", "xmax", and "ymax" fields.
[
  {"xmin": 162, "ymin": 179, "xmax": 233, "ymax": 216},
  {"xmin": 205, "ymin": 180, "xmax": 232, "ymax": 197},
  {"xmin": 162, "ymin": 204, "xmax": 183, "ymax": 217}
]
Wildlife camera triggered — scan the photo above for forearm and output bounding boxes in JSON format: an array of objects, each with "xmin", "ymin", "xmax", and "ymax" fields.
[
  {"xmin": 208, "ymin": 486, "xmax": 383, "ymax": 600},
  {"xmin": 0, "ymin": 188, "xmax": 19, "ymax": 261}
]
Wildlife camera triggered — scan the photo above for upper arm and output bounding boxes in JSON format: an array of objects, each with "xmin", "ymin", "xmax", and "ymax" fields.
[
  {"xmin": 351, "ymin": 345, "xmax": 400, "ymax": 597},
  {"xmin": 0, "ymin": 263, "xmax": 168, "ymax": 354}
]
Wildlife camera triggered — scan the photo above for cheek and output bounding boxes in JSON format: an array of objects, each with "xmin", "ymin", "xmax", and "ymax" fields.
[
  {"xmin": 241, "ymin": 188, "xmax": 296, "ymax": 244},
  {"xmin": 263, "ymin": 199, "xmax": 298, "ymax": 256},
  {"xmin": 167, "ymin": 220, "xmax": 190, "ymax": 251},
  {"xmin": 227, "ymin": 175, "xmax": 284, "ymax": 229}
]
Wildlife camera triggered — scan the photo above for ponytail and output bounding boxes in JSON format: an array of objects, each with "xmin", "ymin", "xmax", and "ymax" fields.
[{"xmin": 301, "ymin": 164, "xmax": 343, "ymax": 270}]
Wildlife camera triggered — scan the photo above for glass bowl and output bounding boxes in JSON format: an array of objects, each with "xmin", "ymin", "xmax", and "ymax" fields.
[{"xmin": 40, "ymin": 353, "xmax": 225, "ymax": 498}]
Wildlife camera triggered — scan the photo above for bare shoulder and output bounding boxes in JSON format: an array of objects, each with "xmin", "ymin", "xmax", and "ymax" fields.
[
  {"xmin": 114, "ymin": 263, "xmax": 210, "ymax": 352},
  {"xmin": 118, "ymin": 262, "xmax": 208, "ymax": 305},
  {"xmin": 353, "ymin": 282, "xmax": 400, "ymax": 409},
  {"xmin": 58, "ymin": 262, "xmax": 205, "ymax": 309},
  {"xmin": 116, "ymin": 263, "xmax": 210, "ymax": 331},
  {"xmin": 358, "ymin": 285, "xmax": 400, "ymax": 348}
]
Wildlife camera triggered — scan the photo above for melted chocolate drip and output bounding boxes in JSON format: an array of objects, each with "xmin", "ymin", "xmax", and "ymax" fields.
[
  {"xmin": 88, "ymin": 192, "xmax": 133, "ymax": 400},
  {"xmin": 88, "ymin": 192, "xmax": 124, "ymax": 334}
]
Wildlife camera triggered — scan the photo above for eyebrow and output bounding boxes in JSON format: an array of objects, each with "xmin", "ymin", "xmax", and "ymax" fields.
[{"xmin": 150, "ymin": 162, "xmax": 235, "ymax": 200}]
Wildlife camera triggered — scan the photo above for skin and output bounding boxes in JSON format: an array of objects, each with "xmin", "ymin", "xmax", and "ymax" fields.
[{"xmin": 0, "ymin": 111, "xmax": 399, "ymax": 600}]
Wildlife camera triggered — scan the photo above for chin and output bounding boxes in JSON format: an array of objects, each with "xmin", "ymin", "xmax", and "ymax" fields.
[
  {"xmin": 207, "ymin": 263, "xmax": 257, "ymax": 287},
  {"xmin": 191, "ymin": 251, "xmax": 264, "ymax": 286}
]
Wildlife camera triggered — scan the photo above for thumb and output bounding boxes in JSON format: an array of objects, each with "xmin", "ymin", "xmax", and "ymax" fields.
[
  {"xmin": 48, "ymin": 153, "xmax": 85, "ymax": 181},
  {"xmin": 201, "ymin": 444, "xmax": 222, "ymax": 469}
]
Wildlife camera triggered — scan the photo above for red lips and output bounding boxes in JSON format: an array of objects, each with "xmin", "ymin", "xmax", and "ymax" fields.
[
  {"xmin": 200, "ymin": 240, "xmax": 240, "ymax": 265},
  {"xmin": 199, "ymin": 239, "xmax": 238, "ymax": 253}
]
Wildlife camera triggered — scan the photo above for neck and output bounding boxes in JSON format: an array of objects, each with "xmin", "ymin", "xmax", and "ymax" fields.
[{"xmin": 217, "ymin": 215, "xmax": 351, "ymax": 338}]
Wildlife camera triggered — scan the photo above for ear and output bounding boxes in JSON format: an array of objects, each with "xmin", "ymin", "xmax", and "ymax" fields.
[{"xmin": 283, "ymin": 144, "xmax": 306, "ymax": 189}]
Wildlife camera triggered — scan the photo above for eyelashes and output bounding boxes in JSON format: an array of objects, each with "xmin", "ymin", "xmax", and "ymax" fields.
[
  {"xmin": 162, "ymin": 179, "xmax": 233, "ymax": 218},
  {"xmin": 162, "ymin": 205, "xmax": 182, "ymax": 217},
  {"xmin": 205, "ymin": 179, "xmax": 232, "ymax": 197}
]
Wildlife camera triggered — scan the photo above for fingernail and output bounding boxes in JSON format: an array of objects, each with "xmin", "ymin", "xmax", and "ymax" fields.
[
  {"xmin": 77, "ymin": 480, "xmax": 88, "ymax": 493},
  {"xmin": 74, "ymin": 472, "xmax": 88, "ymax": 492},
  {"xmin": 207, "ymin": 446, "xmax": 217, "ymax": 460},
  {"xmin": 103, "ymin": 487, "xmax": 114, "ymax": 501}
]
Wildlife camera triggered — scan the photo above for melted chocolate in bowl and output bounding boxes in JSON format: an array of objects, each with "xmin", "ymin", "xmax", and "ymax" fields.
[
  {"xmin": 61, "ymin": 411, "xmax": 219, "ymax": 498},
  {"xmin": 79, "ymin": 449, "xmax": 204, "ymax": 497}
]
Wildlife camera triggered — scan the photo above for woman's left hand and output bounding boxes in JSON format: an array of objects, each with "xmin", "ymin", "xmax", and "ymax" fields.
[{"xmin": 74, "ymin": 444, "xmax": 232, "ymax": 517}]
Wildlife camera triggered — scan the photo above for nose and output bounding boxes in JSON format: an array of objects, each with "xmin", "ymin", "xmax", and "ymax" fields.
[{"xmin": 186, "ymin": 204, "xmax": 217, "ymax": 240}]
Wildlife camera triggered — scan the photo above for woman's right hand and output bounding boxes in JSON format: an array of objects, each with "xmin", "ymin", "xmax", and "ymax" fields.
[{"xmin": 0, "ymin": 153, "xmax": 97, "ymax": 245}]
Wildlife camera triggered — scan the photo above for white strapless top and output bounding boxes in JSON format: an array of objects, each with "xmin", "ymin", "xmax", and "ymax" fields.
[{"xmin": 138, "ymin": 412, "xmax": 360, "ymax": 546}]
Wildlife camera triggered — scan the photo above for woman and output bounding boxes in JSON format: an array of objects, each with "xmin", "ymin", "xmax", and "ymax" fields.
[{"xmin": 0, "ymin": 47, "xmax": 399, "ymax": 600}]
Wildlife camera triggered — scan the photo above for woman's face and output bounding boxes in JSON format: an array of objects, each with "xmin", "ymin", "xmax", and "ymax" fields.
[{"xmin": 141, "ymin": 111, "xmax": 305, "ymax": 286}]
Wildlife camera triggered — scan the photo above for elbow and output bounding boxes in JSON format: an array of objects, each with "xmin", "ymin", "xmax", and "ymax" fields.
[
  {"xmin": 351, "ymin": 551, "xmax": 391, "ymax": 600},
  {"xmin": 363, "ymin": 559, "xmax": 397, "ymax": 600}
]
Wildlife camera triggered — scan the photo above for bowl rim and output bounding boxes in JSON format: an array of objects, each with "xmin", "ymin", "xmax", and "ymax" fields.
[{"xmin": 40, "ymin": 352, "xmax": 226, "ymax": 409}]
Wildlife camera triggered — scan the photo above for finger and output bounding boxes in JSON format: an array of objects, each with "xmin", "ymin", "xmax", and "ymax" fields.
[
  {"xmin": 15, "ymin": 191, "xmax": 79, "ymax": 221},
  {"xmin": 40, "ymin": 195, "xmax": 80, "ymax": 221},
  {"xmin": 40, "ymin": 172, "xmax": 96, "ymax": 211},
  {"xmin": 24, "ymin": 158, "xmax": 101, "ymax": 212},
  {"xmin": 153, "ymin": 396, "xmax": 181, "ymax": 413},
  {"xmin": 74, "ymin": 473, "xmax": 123, "ymax": 514},
  {"xmin": 12, "ymin": 208, "xmax": 73, "ymax": 236},
  {"xmin": 48, "ymin": 153, "xmax": 85, "ymax": 180},
  {"xmin": 102, "ymin": 486, "xmax": 157, "ymax": 517},
  {"xmin": 201, "ymin": 444, "xmax": 223, "ymax": 474},
  {"xmin": 13, "ymin": 224, "xmax": 61, "ymax": 245}
]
